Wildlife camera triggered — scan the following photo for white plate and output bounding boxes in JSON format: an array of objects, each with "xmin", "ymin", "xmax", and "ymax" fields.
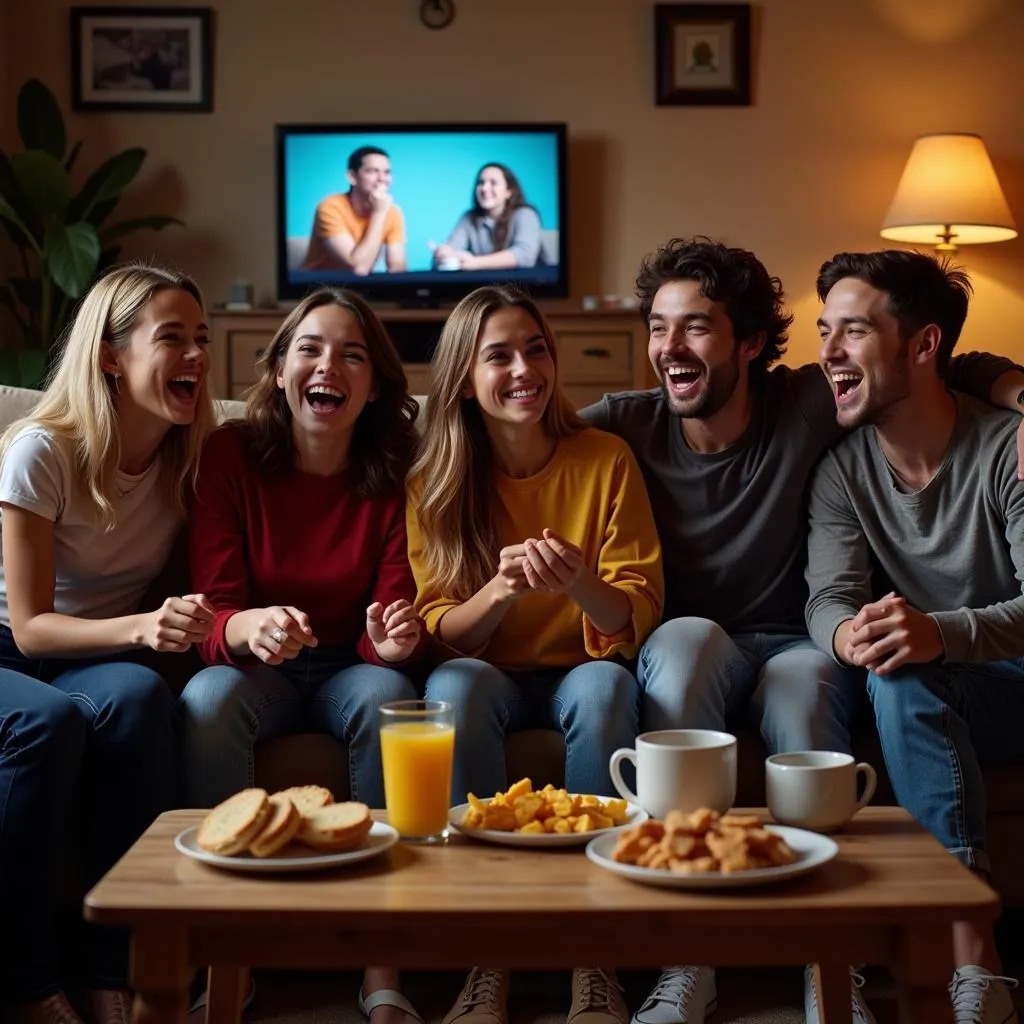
[
  {"xmin": 448, "ymin": 797, "xmax": 647, "ymax": 848},
  {"xmin": 585, "ymin": 824, "xmax": 838, "ymax": 889},
  {"xmin": 174, "ymin": 820, "xmax": 398, "ymax": 873}
]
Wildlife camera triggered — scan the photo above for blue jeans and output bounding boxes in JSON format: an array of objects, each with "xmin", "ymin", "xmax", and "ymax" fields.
[
  {"xmin": 637, "ymin": 618, "xmax": 863, "ymax": 755},
  {"xmin": 868, "ymin": 658, "xmax": 1024, "ymax": 874},
  {"xmin": 423, "ymin": 658, "xmax": 640, "ymax": 799},
  {"xmin": 179, "ymin": 644, "xmax": 418, "ymax": 808},
  {"xmin": 0, "ymin": 626, "xmax": 179, "ymax": 1005}
]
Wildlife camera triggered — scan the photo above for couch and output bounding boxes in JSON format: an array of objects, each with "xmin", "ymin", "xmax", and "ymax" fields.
[{"xmin": 1, "ymin": 384, "xmax": 1020, "ymax": 906}]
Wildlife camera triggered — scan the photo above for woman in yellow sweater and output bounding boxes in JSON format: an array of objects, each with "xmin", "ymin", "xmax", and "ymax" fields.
[{"xmin": 406, "ymin": 285, "xmax": 664, "ymax": 1024}]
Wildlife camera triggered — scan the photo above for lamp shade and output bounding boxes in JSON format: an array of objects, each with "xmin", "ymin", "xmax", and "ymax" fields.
[{"xmin": 880, "ymin": 133, "xmax": 1017, "ymax": 248}]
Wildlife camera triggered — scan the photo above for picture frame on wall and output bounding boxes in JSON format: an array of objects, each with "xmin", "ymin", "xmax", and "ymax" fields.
[
  {"xmin": 70, "ymin": 6, "xmax": 213, "ymax": 112},
  {"xmin": 654, "ymin": 3, "xmax": 752, "ymax": 106}
]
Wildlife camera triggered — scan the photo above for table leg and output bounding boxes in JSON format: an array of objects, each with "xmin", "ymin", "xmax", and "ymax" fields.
[
  {"xmin": 130, "ymin": 926, "xmax": 190, "ymax": 1024},
  {"xmin": 896, "ymin": 926, "xmax": 954, "ymax": 1024},
  {"xmin": 205, "ymin": 966, "xmax": 249, "ymax": 1024},
  {"xmin": 813, "ymin": 963, "xmax": 853, "ymax": 1024}
]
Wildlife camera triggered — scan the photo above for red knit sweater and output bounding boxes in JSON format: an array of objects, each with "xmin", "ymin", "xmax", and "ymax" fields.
[{"xmin": 189, "ymin": 424, "xmax": 420, "ymax": 667}]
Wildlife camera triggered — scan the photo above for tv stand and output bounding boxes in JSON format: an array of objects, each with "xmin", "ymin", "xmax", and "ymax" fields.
[{"xmin": 209, "ymin": 305, "xmax": 652, "ymax": 406}]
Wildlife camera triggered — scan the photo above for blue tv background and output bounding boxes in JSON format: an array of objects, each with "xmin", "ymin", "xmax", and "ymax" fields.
[{"xmin": 283, "ymin": 130, "xmax": 561, "ymax": 273}]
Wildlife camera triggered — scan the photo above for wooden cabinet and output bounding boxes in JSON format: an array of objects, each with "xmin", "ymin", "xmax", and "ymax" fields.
[{"xmin": 209, "ymin": 306, "xmax": 652, "ymax": 406}]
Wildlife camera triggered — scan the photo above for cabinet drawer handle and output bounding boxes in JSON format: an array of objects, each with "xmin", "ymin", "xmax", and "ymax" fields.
[
  {"xmin": 581, "ymin": 347, "xmax": 611, "ymax": 358},
  {"xmin": 255, "ymin": 348, "xmax": 265, "ymax": 359}
]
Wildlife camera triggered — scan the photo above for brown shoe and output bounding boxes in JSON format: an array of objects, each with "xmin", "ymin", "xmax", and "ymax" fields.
[
  {"xmin": 13, "ymin": 993, "xmax": 85, "ymax": 1024},
  {"xmin": 88, "ymin": 989, "xmax": 132, "ymax": 1024},
  {"xmin": 568, "ymin": 969, "xmax": 629, "ymax": 1024},
  {"xmin": 441, "ymin": 968, "xmax": 509, "ymax": 1024}
]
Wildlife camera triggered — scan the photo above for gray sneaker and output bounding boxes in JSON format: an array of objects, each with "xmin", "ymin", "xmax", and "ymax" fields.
[
  {"xmin": 631, "ymin": 966, "xmax": 717, "ymax": 1024},
  {"xmin": 803, "ymin": 965, "xmax": 875, "ymax": 1024},
  {"xmin": 948, "ymin": 966, "xmax": 1019, "ymax": 1024}
]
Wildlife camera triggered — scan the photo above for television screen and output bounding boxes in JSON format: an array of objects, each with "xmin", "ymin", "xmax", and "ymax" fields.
[{"xmin": 275, "ymin": 122, "xmax": 568, "ymax": 303}]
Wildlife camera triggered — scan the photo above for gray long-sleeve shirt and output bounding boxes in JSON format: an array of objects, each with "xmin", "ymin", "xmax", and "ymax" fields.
[
  {"xmin": 805, "ymin": 393, "xmax": 1024, "ymax": 665},
  {"xmin": 582, "ymin": 354, "xmax": 1015, "ymax": 636},
  {"xmin": 444, "ymin": 206, "xmax": 543, "ymax": 267}
]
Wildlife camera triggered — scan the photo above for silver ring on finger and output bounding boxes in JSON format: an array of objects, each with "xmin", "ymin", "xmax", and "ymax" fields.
[{"xmin": 270, "ymin": 627, "xmax": 287, "ymax": 644}]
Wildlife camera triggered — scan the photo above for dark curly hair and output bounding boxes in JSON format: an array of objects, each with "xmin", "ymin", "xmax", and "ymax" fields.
[
  {"xmin": 242, "ymin": 287, "xmax": 418, "ymax": 497},
  {"xmin": 636, "ymin": 237, "xmax": 793, "ymax": 380},
  {"xmin": 816, "ymin": 249, "xmax": 971, "ymax": 375}
]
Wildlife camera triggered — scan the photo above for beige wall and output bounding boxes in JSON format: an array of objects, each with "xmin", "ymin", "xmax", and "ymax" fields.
[{"xmin": 4, "ymin": 0, "xmax": 1024, "ymax": 366}]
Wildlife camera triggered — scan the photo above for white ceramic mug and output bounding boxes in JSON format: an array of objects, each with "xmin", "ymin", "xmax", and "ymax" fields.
[
  {"xmin": 765, "ymin": 751, "xmax": 877, "ymax": 832},
  {"xmin": 608, "ymin": 729, "xmax": 737, "ymax": 818}
]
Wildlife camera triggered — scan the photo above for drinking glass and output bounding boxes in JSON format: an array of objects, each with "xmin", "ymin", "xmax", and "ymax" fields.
[{"xmin": 379, "ymin": 699, "xmax": 454, "ymax": 843}]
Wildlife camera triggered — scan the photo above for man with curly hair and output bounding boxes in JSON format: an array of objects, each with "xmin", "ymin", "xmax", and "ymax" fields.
[{"xmin": 581, "ymin": 236, "xmax": 1019, "ymax": 1024}]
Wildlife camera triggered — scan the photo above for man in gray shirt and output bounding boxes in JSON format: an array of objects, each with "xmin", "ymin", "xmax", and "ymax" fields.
[
  {"xmin": 806, "ymin": 249, "xmax": 1022, "ymax": 1024},
  {"xmin": 582, "ymin": 237, "xmax": 1020, "ymax": 1024}
]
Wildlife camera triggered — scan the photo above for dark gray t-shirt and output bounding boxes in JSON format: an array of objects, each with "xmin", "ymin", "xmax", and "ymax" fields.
[
  {"xmin": 805, "ymin": 394, "xmax": 1024, "ymax": 665},
  {"xmin": 581, "ymin": 355, "xmax": 1014, "ymax": 636}
]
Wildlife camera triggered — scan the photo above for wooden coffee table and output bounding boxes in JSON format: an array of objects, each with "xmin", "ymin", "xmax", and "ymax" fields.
[{"xmin": 85, "ymin": 806, "xmax": 999, "ymax": 1024}]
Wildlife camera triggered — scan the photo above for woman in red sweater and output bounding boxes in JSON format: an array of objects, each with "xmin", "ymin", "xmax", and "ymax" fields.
[{"xmin": 180, "ymin": 287, "xmax": 423, "ymax": 813}]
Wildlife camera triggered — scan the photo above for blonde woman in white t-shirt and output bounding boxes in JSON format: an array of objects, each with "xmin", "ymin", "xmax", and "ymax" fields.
[{"xmin": 0, "ymin": 263, "xmax": 216, "ymax": 1024}]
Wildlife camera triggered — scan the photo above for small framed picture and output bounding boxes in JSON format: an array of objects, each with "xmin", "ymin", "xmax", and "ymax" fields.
[
  {"xmin": 654, "ymin": 3, "xmax": 752, "ymax": 107},
  {"xmin": 71, "ymin": 6, "xmax": 213, "ymax": 112}
]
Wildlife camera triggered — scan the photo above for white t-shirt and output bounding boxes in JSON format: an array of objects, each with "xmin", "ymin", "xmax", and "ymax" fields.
[{"xmin": 0, "ymin": 426, "xmax": 183, "ymax": 626}]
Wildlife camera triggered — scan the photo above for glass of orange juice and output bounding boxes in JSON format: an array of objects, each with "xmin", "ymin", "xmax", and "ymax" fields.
[{"xmin": 379, "ymin": 699, "xmax": 455, "ymax": 843}]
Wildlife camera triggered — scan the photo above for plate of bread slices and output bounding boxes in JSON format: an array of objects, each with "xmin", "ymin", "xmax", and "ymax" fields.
[{"xmin": 175, "ymin": 785, "xmax": 398, "ymax": 873}]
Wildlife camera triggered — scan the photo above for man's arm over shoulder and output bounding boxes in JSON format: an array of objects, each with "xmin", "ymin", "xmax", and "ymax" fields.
[
  {"xmin": 788, "ymin": 363, "xmax": 845, "ymax": 443},
  {"xmin": 931, "ymin": 424, "xmax": 1024, "ymax": 662},
  {"xmin": 805, "ymin": 446, "xmax": 874, "ymax": 661},
  {"xmin": 579, "ymin": 389, "xmax": 661, "ymax": 443}
]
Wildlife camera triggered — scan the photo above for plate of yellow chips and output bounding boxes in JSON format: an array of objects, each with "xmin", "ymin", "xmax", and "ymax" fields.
[{"xmin": 449, "ymin": 778, "xmax": 646, "ymax": 848}]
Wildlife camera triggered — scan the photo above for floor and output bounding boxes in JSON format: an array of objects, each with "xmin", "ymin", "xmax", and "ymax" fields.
[{"xmin": 236, "ymin": 912, "xmax": 1024, "ymax": 1024}]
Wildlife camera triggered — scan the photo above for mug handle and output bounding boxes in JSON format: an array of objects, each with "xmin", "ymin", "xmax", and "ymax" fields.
[
  {"xmin": 608, "ymin": 748, "xmax": 639, "ymax": 803},
  {"xmin": 854, "ymin": 762, "xmax": 878, "ymax": 811}
]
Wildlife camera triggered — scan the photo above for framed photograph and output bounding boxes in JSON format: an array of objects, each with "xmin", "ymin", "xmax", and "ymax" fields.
[
  {"xmin": 654, "ymin": 3, "xmax": 752, "ymax": 106},
  {"xmin": 71, "ymin": 6, "xmax": 213, "ymax": 112}
]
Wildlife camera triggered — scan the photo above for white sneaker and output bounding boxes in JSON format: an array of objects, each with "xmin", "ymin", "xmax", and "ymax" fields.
[
  {"xmin": 631, "ymin": 966, "xmax": 717, "ymax": 1024},
  {"xmin": 948, "ymin": 966, "xmax": 1019, "ymax": 1024},
  {"xmin": 803, "ymin": 965, "xmax": 876, "ymax": 1024}
]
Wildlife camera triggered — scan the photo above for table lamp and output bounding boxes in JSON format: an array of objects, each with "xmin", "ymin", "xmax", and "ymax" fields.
[{"xmin": 880, "ymin": 133, "xmax": 1018, "ymax": 252}]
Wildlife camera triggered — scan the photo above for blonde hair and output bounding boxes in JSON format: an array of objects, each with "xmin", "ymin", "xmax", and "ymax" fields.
[
  {"xmin": 0, "ymin": 262, "xmax": 216, "ymax": 527},
  {"xmin": 241, "ymin": 287, "xmax": 418, "ymax": 494},
  {"xmin": 411, "ymin": 285, "xmax": 584, "ymax": 601}
]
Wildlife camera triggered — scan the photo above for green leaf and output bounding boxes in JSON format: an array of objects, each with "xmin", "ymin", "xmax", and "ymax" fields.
[
  {"xmin": 64, "ymin": 140, "xmax": 83, "ymax": 174},
  {"xmin": 9, "ymin": 277, "xmax": 41, "ymax": 311},
  {"xmin": 0, "ymin": 194, "xmax": 40, "ymax": 252},
  {"xmin": 45, "ymin": 222, "xmax": 101, "ymax": 299},
  {"xmin": 0, "ymin": 148, "xmax": 40, "ymax": 248},
  {"xmin": 11, "ymin": 150, "xmax": 70, "ymax": 220},
  {"xmin": 100, "ymin": 215, "xmax": 183, "ymax": 244},
  {"xmin": 68, "ymin": 148, "xmax": 145, "ymax": 220},
  {"xmin": 17, "ymin": 79, "xmax": 65, "ymax": 160},
  {"xmin": 84, "ymin": 196, "xmax": 118, "ymax": 229},
  {"xmin": 17, "ymin": 348, "xmax": 47, "ymax": 389}
]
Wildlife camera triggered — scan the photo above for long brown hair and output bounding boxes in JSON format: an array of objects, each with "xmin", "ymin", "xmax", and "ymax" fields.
[
  {"xmin": 0, "ymin": 262, "xmax": 215, "ymax": 528},
  {"xmin": 242, "ymin": 287, "xmax": 418, "ymax": 496},
  {"xmin": 471, "ymin": 163, "xmax": 530, "ymax": 251},
  {"xmin": 411, "ymin": 285, "xmax": 583, "ymax": 601}
]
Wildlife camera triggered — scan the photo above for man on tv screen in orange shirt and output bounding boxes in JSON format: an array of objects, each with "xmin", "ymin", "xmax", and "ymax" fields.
[{"xmin": 303, "ymin": 146, "xmax": 407, "ymax": 275}]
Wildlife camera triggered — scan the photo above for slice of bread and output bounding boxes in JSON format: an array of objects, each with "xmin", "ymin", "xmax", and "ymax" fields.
[
  {"xmin": 298, "ymin": 801, "xmax": 372, "ymax": 851},
  {"xmin": 278, "ymin": 785, "xmax": 334, "ymax": 816},
  {"xmin": 248, "ymin": 792, "xmax": 302, "ymax": 858},
  {"xmin": 197, "ymin": 788, "xmax": 272, "ymax": 855}
]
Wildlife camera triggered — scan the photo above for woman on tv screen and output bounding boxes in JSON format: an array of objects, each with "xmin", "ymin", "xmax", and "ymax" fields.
[{"xmin": 432, "ymin": 163, "xmax": 544, "ymax": 271}]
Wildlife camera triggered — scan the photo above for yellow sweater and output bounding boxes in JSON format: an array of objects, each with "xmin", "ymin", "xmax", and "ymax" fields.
[{"xmin": 407, "ymin": 427, "xmax": 664, "ymax": 670}]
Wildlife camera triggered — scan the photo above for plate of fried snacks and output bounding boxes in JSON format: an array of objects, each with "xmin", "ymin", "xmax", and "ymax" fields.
[
  {"xmin": 585, "ymin": 807, "xmax": 838, "ymax": 889},
  {"xmin": 175, "ymin": 786, "xmax": 398, "ymax": 873},
  {"xmin": 449, "ymin": 778, "xmax": 646, "ymax": 847}
]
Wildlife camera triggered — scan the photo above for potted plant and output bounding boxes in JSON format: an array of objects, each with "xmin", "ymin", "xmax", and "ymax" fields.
[{"xmin": 0, "ymin": 78, "xmax": 182, "ymax": 387}]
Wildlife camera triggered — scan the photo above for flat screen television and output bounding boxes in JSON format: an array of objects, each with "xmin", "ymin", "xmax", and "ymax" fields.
[{"xmin": 275, "ymin": 122, "xmax": 568, "ymax": 304}]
